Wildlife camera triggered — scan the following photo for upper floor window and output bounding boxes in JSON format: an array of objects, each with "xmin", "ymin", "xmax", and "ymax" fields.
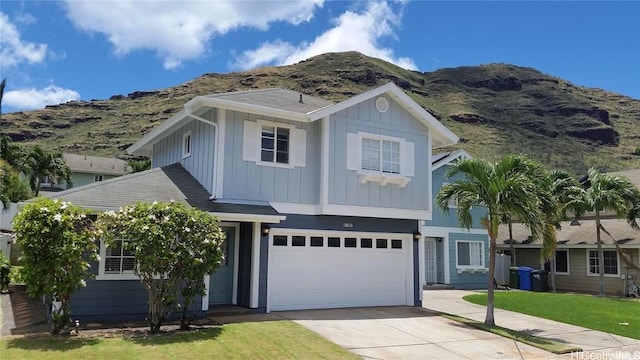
[
  {"xmin": 94, "ymin": 174, "xmax": 104, "ymax": 182},
  {"xmin": 243, "ymin": 120, "xmax": 306, "ymax": 169},
  {"xmin": 587, "ymin": 250, "xmax": 619, "ymax": 276},
  {"xmin": 182, "ymin": 131, "xmax": 192, "ymax": 159},
  {"xmin": 347, "ymin": 132, "xmax": 414, "ymax": 187},
  {"xmin": 261, "ymin": 126, "xmax": 289, "ymax": 164},
  {"xmin": 442, "ymin": 182, "xmax": 458, "ymax": 208},
  {"xmin": 362, "ymin": 138, "xmax": 400, "ymax": 174}
]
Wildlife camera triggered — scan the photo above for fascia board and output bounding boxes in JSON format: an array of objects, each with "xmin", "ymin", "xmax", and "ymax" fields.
[
  {"xmin": 432, "ymin": 150, "xmax": 473, "ymax": 171},
  {"xmin": 127, "ymin": 108, "xmax": 188, "ymax": 155},
  {"xmin": 192, "ymin": 97, "xmax": 310, "ymax": 122}
]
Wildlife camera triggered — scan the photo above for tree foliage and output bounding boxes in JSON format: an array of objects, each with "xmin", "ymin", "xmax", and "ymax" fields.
[
  {"xmin": 436, "ymin": 154, "xmax": 547, "ymax": 326},
  {"xmin": 24, "ymin": 146, "xmax": 72, "ymax": 196},
  {"xmin": 13, "ymin": 198, "xmax": 97, "ymax": 334},
  {"xmin": 96, "ymin": 201, "xmax": 225, "ymax": 333},
  {"xmin": 568, "ymin": 168, "xmax": 640, "ymax": 296}
]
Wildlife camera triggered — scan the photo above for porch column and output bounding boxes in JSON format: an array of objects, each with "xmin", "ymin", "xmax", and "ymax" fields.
[
  {"xmin": 249, "ymin": 221, "xmax": 261, "ymax": 308},
  {"xmin": 201, "ymin": 275, "xmax": 210, "ymax": 311}
]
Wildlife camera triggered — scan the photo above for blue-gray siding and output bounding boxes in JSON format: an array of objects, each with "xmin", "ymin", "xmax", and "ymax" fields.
[
  {"xmin": 328, "ymin": 97, "xmax": 430, "ymax": 210},
  {"xmin": 152, "ymin": 110, "xmax": 216, "ymax": 195},
  {"xmin": 425, "ymin": 164, "xmax": 487, "ymax": 228},
  {"xmin": 447, "ymin": 232, "xmax": 489, "ymax": 289},
  {"xmin": 221, "ymin": 110, "xmax": 320, "ymax": 204}
]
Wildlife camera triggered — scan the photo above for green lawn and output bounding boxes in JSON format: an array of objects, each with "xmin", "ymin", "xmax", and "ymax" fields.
[
  {"xmin": 464, "ymin": 291, "xmax": 640, "ymax": 339},
  {"xmin": 0, "ymin": 321, "xmax": 359, "ymax": 360}
]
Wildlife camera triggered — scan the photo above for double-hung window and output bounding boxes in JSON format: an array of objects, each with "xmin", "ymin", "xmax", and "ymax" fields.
[
  {"xmin": 100, "ymin": 239, "xmax": 136, "ymax": 278},
  {"xmin": 182, "ymin": 131, "xmax": 192, "ymax": 159},
  {"xmin": 347, "ymin": 132, "xmax": 414, "ymax": 187},
  {"xmin": 587, "ymin": 250, "xmax": 619, "ymax": 276},
  {"xmin": 362, "ymin": 138, "xmax": 400, "ymax": 174},
  {"xmin": 261, "ymin": 125, "xmax": 289, "ymax": 164},
  {"xmin": 456, "ymin": 240, "xmax": 486, "ymax": 272},
  {"xmin": 94, "ymin": 174, "xmax": 104, "ymax": 182}
]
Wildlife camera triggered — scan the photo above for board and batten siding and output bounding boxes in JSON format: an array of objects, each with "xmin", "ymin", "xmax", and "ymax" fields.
[
  {"xmin": 447, "ymin": 232, "xmax": 489, "ymax": 289},
  {"xmin": 220, "ymin": 110, "xmax": 320, "ymax": 204},
  {"xmin": 152, "ymin": 110, "xmax": 216, "ymax": 194},
  {"xmin": 327, "ymin": 96, "xmax": 429, "ymax": 210},
  {"xmin": 425, "ymin": 165, "xmax": 487, "ymax": 229}
]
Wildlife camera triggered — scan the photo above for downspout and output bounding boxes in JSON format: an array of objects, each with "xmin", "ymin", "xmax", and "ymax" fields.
[{"xmin": 184, "ymin": 107, "xmax": 219, "ymax": 200}]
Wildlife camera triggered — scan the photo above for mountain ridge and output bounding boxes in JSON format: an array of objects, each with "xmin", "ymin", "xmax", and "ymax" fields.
[{"xmin": 2, "ymin": 51, "xmax": 639, "ymax": 174}]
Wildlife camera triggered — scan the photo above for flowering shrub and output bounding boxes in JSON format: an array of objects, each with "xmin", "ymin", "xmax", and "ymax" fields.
[
  {"xmin": 13, "ymin": 198, "xmax": 97, "ymax": 334},
  {"xmin": 96, "ymin": 201, "xmax": 224, "ymax": 333}
]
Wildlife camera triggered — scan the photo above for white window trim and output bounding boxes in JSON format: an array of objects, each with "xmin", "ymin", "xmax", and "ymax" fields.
[
  {"xmin": 442, "ymin": 182, "xmax": 458, "ymax": 208},
  {"xmin": 94, "ymin": 174, "xmax": 104, "ymax": 182},
  {"xmin": 182, "ymin": 130, "xmax": 192, "ymax": 159},
  {"xmin": 256, "ymin": 120, "xmax": 295, "ymax": 169},
  {"xmin": 455, "ymin": 240, "xmax": 487, "ymax": 273},
  {"xmin": 348, "ymin": 132, "xmax": 414, "ymax": 188},
  {"xmin": 96, "ymin": 240, "xmax": 138, "ymax": 280},
  {"xmin": 586, "ymin": 249, "xmax": 620, "ymax": 277}
]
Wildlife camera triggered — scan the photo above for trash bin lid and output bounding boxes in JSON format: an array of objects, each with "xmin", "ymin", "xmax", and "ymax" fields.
[
  {"xmin": 518, "ymin": 266, "xmax": 533, "ymax": 271},
  {"xmin": 531, "ymin": 269, "xmax": 548, "ymax": 274}
]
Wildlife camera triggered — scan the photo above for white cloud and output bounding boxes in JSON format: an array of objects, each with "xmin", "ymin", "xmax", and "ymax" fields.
[
  {"xmin": 233, "ymin": 1, "xmax": 416, "ymax": 71},
  {"xmin": 63, "ymin": 0, "xmax": 324, "ymax": 69},
  {"xmin": 3, "ymin": 86, "xmax": 80, "ymax": 111},
  {"xmin": 0, "ymin": 12, "xmax": 47, "ymax": 68}
]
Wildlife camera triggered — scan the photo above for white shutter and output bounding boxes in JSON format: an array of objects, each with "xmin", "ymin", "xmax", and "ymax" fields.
[
  {"xmin": 243, "ymin": 121, "xmax": 259, "ymax": 162},
  {"xmin": 346, "ymin": 133, "xmax": 360, "ymax": 171},
  {"xmin": 403, "ymin": 141, "xmax": 414, "ymax": 177},
  {"xmin": 291, "ymin": 128, "xmax": 306, "ymax": 167}
]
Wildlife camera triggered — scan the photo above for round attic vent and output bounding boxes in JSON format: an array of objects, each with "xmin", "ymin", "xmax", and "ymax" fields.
[{"xmin": 375, "ymin": 97, "xmax": 389, "ymax": 113}]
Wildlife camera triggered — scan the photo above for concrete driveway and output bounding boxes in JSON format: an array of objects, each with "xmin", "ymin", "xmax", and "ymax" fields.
[{"xmin": 279, "ymin": 306, "xmax": 562, "ymax": 359}]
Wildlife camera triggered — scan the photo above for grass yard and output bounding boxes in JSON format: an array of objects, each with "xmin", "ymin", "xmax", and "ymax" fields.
[
  {"xmin": 464, "ymin": 291, "xmax": 640, "ymax": 340},
  {"xmin": 0, "ymin": 321, "xmax": 359, "ymax": 360}
]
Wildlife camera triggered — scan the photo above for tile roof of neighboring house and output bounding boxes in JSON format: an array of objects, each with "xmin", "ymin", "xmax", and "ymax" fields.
[
  {"xmin": 496, "ymin": 219, "xmax": 640, "ymax": 247},
  {"xmin": 206, "ymin": 88, "xmax": 334, "ymax": 114},
  {"xmin": 44, "ymin": 163, "xmax": 280, "ymax": 217},
  {"xmin": 63, "ymin": 153, "xmax": 128, "ymax": 176}
]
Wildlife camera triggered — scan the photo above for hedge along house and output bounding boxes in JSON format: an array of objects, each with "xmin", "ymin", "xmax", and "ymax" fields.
[
  {"xmin": 45, "ymin": 82, "xmax": 458, "ymax": 321},
  {"xmin": 496, "ymin": 168, "xmax": 640, "ymax": 295},
  {"xmin": 421, "ymin": 150, "xmax": 490, "ymax": 290}
]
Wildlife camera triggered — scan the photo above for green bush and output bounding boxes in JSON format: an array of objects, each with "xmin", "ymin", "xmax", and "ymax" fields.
[
  {"xmin": 0, "ymin": 252, "xmax": 10, "ymax": 292},
  {"xmin": 633, "ymin": 147, "xmax": 640, "ymax": 156}
]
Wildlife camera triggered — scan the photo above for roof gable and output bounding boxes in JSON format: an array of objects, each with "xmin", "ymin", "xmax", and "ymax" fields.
[{"xmin": 432, "ymin": 150, "xmax": 472, "ymax": 171}]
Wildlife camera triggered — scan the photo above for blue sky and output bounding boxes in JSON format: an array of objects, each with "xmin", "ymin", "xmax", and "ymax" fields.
[{"xmin": 1, "ymin": 1, "xmax": 639, "ymax": 112}]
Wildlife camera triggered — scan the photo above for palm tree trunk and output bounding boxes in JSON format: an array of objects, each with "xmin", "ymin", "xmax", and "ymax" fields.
[
  {"xmin": 485, "ymin": 235, "xmax": 497, "ymax": 326},
  {"xmin": 550, "ymin": 257, "xmax": 556, "ymax": 292},
  {"xmin": 508, "ymin": 221, "xmax": 515, "ymax": 266},
  {"xmin": 596, "ymin": 211, "xmax": 606, "ymax": 296}
]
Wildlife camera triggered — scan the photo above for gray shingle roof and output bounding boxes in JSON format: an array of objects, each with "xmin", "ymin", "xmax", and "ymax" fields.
[
  {"xmin": 206, "ymin": 88, "xmax": 333, "ymax": 114},
  {"xmin": 45, "ymin": 163, "xmax": 279, "ymax": 216},
  {"xmin": 496, "ymin": 219, "xmax": 640, "ymax": 247},
  {"xmin": 63, "ymin": 153, "xmax": 128, "ymax": 176}
]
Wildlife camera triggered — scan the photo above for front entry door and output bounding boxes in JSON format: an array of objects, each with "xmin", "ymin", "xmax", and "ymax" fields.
[
  {"xmin": 209, "ymin": 226, "xmax": 236, "ymax": 305},
  {"xmin": 425, "ymin": 237, "xmax": 437, "ymax": 284}
]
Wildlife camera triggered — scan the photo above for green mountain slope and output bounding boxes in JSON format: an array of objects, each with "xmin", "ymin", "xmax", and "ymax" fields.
[{"xmin": 2, "ymin": 51, "xmax": 639, "ymax": 174}]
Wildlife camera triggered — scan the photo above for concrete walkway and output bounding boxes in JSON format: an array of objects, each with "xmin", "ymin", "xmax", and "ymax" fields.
[{"xmin": 422, "ymin": 290, "xmax": 640, "ymax": 359}]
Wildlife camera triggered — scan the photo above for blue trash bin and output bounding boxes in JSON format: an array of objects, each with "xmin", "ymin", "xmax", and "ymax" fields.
[{"xmin": 518, "ymin": 267, "xmax": 533, "ymax": 290}]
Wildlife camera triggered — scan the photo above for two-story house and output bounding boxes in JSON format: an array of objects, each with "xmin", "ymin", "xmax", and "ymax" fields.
[
  {"xmin": 40, "ymin": 153, "xmax": 129, "ymax": 192},
  {"xmin": 421, "ymin": 150, "xmax": 490, "ymax": 290},
  {"xmin": 46, "ymin": 82, "xmax": 458, "ymax": 321}
]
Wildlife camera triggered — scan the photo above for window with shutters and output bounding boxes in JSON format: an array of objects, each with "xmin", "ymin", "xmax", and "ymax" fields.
[
  {"xmin": 347, "ymin": 132, "xmax": 414, "ymax": 187},
  {"xmin": 243, "ymin": 120, "xmax": 306, "ymax": 169}
]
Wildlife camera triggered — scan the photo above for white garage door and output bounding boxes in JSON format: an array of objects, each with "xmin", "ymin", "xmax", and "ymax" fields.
[{"xmin": 268, "ymin": 230, "xmax": 412, "ymax": 311}]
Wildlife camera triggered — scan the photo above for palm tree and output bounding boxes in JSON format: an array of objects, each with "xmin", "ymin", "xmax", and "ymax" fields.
[
  {"xmin": 436, "ymin": 154, "xmax": 546, "ymax": 326},
  {"xmin": 23, "ymin": 146, "xmax": 72, "ymax": 196},
  {"xmin": 569, "ymin": 168, "xmax": 640, "ymax": 296},
  {"xmin": 537, "ymin": 169, "xmax": 583, "ymax": 291}
]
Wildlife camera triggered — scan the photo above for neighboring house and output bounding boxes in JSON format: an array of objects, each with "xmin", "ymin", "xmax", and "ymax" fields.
[
  {"xmin": 422, "ymin": 150, "xmax": 490, "ymax": 290},
  {"xmin": 44, "ymin": 83, "xmax": 459, "ymax": 321},
  {"xmin": 497, "ymin": 168, "xmax": 640, "ymax": 295},
  {"xmin": 40, "ymin": 153, "xmax": 129, "ymax": 192}
]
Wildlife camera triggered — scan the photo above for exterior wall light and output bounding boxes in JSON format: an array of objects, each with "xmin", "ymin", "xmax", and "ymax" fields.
[
  {"xmin": 413, "ymin": 231, "xmax": 422, "ymax": 241},
  {"xmin": 261, "ymin": 224, "xmax": 271, "ymax": 236}
]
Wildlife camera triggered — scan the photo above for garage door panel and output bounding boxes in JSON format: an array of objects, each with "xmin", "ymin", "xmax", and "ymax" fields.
[{"xmin": 269, "ymin": 233, "xmax": 410, "ymax": 311}]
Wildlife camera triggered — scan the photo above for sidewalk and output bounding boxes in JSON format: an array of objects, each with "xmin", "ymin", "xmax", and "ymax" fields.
[{"xmin": 422, "ymin": 290, "xmax": 640, "ymax": 359}]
